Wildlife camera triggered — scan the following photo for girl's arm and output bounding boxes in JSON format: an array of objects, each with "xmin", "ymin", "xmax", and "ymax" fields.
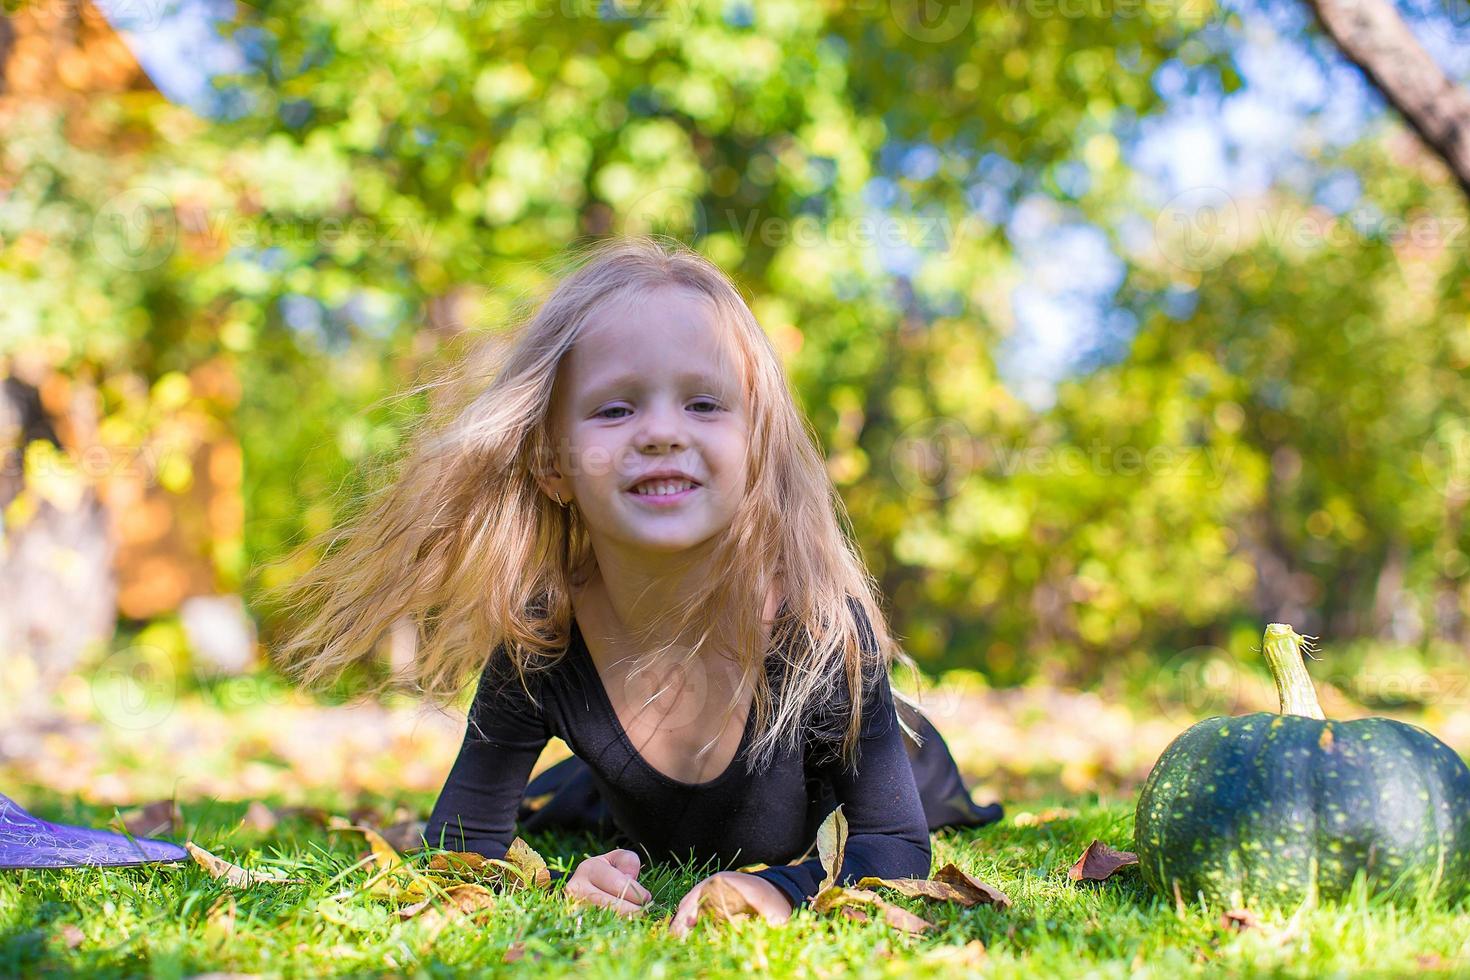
[
  {"xmin": 748, "ymin": 666, "xmax": 933, "ymax": 910},
  {"xmin": 423, "ymin": 646, "xmax": 552, "ymax": 863}
]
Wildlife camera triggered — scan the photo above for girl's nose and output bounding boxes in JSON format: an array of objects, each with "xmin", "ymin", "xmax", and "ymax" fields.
[{"xmin": 634, "ymin": 397, "xmax": 688, "ymax": 452}]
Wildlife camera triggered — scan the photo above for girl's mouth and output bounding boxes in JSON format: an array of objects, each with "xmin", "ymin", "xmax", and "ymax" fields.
[{"xmin": 625, "ymin": 480, "xmax": 699, "ymax": 506}]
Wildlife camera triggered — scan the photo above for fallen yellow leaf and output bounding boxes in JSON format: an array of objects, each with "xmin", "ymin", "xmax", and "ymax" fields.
[{"xmin": 816, "ymin": 805, "xmax": 848, "ymax": 894}]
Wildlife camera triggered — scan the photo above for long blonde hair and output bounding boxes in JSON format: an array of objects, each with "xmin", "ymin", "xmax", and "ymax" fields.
[{"xmin": 268, "ymin": 235, "xmax": 923, "ymax": 774}]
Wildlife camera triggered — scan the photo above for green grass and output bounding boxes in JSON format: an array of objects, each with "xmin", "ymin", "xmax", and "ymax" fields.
[{"xmin": 4, "ymin": 795, "xmax": 1468, "ymax": 978}]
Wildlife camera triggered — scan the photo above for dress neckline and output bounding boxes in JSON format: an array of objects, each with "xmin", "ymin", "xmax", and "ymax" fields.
[{"xmin": 569, "ymin": 617, "xmax": 758, "ymax": 791}]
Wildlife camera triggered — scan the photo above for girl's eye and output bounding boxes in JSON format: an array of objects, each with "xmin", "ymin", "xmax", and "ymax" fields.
[{"xmin": 595, "ymin": 400, "xmax": 722, "ymax": 419}]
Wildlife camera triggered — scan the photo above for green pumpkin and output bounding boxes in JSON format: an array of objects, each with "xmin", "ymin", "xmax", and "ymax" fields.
[{"xmin": 1135, "ymin": 624, "xmax": 1470, "ymax": 907}]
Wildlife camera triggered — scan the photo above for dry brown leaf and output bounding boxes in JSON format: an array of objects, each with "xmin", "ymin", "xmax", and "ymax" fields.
[
  {"xmin": 424, "ymin": 841, "xmax": 550, "ymax": 891},
  {"xmin": 427, "ymin": 851, "xmax": 489, "ymax": 876},
  {"xmin": 1011, "ymin": 807, "xmax": 1077, "ymax": 828},
  {"xmin": 839, "ymin": 906, "xmax": 870, "ymax": 922},
  {"xmin": 277, "ymin": 806, "xmax": 330, "ymax": 826},
  {"xmin": 503, "ymin": 941, "xmax": 529, "ymax": 963},
  {"xmin": 329, "ymin": 820, "xmax": 434, "ymax": 901},
  {"xmin": 410, "ymin": 907, "xmax": 454, "ymax": 939},
  {"xmin": 856, "ymin": 862, "xmax": 1011, "ymax": 910},
  {"xmin": 348, "ymin": 804, "xmax": 387, "ymax": 827},
  {"xmin": 442, "ymin": 883, "xmax": 497, "ymax": 915},
  {"xmin": 694, "ymin": 875, "xmax": 762, "ymax": 925},
  {"xmin": 397, "ymin": 883, "xmax": 497, "ymax": 921},
  {"xmin": 328, "ymin": 817, "xmax": 398, "ymax": 867},
  {"xmin": 500, "ymin": 836, "xmax": 552, "ymax": 889},
  {"xmin": 816, "ymin": 805, "xmax": 848, "ymax": 894},
  {"xmin": 933, "ymin": 863, "xmax": 1013, "ymax": 909},
  {"xmin": 811, "ymin": 884, "xmax": 869, "ymax": 915},
  {"xmin": 874, "ymin": 902, "xmax": 935, "ymax": 935},
  {"xmin": 240, "ymin": 801, "xmax": 279, "ymax": 833},
  {"xmin": 396, "ymin": 897, "xmax": 434, "ymax": 921},
  {"xmin": 206, "ymin": 895, "xmax": 237, "ymax": 939},
  {"xmin": 924, "ymin": 939, "xmax": 988, "ymax": 966},
  {"xmin": 1068, "ymin": 840, "xmax": 1138, "ymax": 882},
  {"xmin": 117, "ymin": 799, "xmax": 181, "ymax": 839},
  {"xmin": 1220, "ymin": 908, "xmax": 1259, "ymax": 932},
  {"xmin": 520, "ymin": 791, "xmax": 555, "ymax": 814},
  {"xmin": 812, "ymin": 886, "xmax": 935, "ymax": 934},
  {"xmin": 185, "ymin": 841, "xmax": 303, "ymax": 887}
]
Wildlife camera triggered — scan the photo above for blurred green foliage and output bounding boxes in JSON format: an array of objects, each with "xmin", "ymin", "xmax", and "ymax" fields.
[{"xmin": 2, "ymin": 0, "xmax": 1467, "ymax": 685}]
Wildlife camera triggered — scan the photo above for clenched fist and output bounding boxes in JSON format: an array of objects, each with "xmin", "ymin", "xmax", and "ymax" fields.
[{"xmin": 563, "ymin": 848, "xmax": 652, "ymax": 917}]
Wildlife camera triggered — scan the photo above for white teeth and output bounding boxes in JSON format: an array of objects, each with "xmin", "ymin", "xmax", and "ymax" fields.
[{"xmin": 633, "ymin": 479, "xmax": 695, "ymax": 496}]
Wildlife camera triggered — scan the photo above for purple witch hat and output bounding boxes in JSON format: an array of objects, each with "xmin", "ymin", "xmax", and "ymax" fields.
[{"xmin": 0, "ymin": 792, "xmax": 188, "ymax": 868}]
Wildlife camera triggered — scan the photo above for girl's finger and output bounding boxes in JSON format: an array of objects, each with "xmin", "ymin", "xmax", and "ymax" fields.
[
  {"xmin": 668, "ymin": 881, "xmax": 704, "ymax": 938},
  {"xmin": 603, "ymin": 848, "xmax": 642, "ymax": 879},
  {"xmin": 587, "ymin": 858, "xmax": 651, "ymax": 905},
  {"xmin": 566, "ymin": 880, "xmax": 648, "ymax": 918}
]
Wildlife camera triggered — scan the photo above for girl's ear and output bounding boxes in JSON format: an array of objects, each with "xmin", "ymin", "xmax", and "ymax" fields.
[
  {"xmin": 534, "ymin": 469, "xmax": 570, "ymax": 505},
  {"xmin": 533, "ymin": 417, "xmax": 572, "ymax": 504}
]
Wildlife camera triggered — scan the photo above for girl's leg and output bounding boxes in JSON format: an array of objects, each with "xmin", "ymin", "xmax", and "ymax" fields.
[{"xmin": 896, "ymin": 699, "xmax": 1004, "ymax": 832}]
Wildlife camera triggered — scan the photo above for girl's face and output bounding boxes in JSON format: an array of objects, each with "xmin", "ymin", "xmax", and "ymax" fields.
[{"xmin": 543, "ymin": 286, "xmax": 751, "ymax": 562}]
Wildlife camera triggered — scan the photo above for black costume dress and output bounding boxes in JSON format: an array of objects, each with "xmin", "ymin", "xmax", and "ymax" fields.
[{"xmin": 424, "ymin": 601, "xmax": 1001, "ymax": 909}]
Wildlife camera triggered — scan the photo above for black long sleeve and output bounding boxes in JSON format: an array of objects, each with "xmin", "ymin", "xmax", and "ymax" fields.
[
  {"xmin": 747, "ymin": 668, "xmax": 933, "ymax": 909},
  {"xmin": 424, "ymin": 647, "xmax": 550, "ymax": 859}
]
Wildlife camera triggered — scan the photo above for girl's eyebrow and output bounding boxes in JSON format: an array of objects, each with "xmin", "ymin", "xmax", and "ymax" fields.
[{"xmin": 583, "ymin": 370, "xmax": 727, "ymax": 400}]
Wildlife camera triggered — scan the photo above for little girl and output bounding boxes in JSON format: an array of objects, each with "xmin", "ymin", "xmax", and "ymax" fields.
[{"xmin": 274, "ymin": 236, "xmax": 1001, "ymax": 934}]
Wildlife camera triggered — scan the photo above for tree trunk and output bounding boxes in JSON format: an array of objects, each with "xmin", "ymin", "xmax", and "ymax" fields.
[
  {"xmin": 1, "ymin": 376, "xmax": 117, "ymax": 716},
  {"xmin": 1304, "ymin": 0, "xmax": 1470, "ymax": 199}
]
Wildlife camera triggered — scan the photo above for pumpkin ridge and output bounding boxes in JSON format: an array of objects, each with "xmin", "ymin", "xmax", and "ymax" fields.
[
  {"xmin": 1228, "ymin": 712, "xmax": 1278, "ymax": 903},
  {"xmin": 1250, "ymin": 715, "xmax": 1321, "ymax": 900},
  {"xmin": 1382, "ymin": 719, "xmax": 1452, "ymax": 899},
  {"xmin": 1135, "ymin": 716, "xmax": 1220, "ymax": 897}
]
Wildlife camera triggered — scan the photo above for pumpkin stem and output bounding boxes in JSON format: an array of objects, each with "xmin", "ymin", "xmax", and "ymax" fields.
[{"xmin": 1262, "ymin": 623, "xmax": 1326, "ymax": 719}]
